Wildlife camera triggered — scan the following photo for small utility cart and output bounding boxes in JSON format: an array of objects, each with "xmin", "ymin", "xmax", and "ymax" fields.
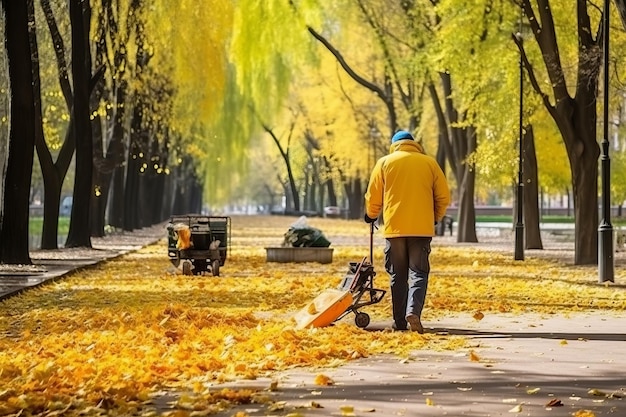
[{"xmin": 167, "ymin": 214, "xmax": 231, "ymax": 276}]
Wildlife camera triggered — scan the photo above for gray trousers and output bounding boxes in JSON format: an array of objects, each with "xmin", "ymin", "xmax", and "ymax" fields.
[{"xmin": 384, "ymin": 237, "xmax": 432, "ymax": 329}]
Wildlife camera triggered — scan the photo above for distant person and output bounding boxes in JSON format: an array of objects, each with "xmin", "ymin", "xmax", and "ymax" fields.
[{"xmin": 364, "ymin": 130, "xmax": 450, "ymax": 333}]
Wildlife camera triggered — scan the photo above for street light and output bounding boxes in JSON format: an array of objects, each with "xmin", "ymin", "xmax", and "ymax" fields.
[
  {"xmin": 514, "ymin": 11, "xmax": 525, "ymax": 261},
  {"xmin": 599, "ymin": 0, "xmax": 614, "ymax": 282}
]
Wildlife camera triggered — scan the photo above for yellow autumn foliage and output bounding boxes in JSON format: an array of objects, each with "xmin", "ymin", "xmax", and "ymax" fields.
[{"xmin": 0, "ymin": 215, "xmax": 625, "ymax": 415}]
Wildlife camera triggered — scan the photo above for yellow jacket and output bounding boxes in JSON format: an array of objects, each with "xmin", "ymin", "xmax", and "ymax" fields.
[{"xmin": 364, "ymin": 140, "xmax": 451, "ymax": 238}]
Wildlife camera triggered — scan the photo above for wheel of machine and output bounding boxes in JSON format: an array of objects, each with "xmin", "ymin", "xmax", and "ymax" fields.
[
  {"xmin": 211, "ymin": 259, "xmax": 220, "ymax": 277},
  {"xmin": 194, "ymin": 260, "xmax": 207, "ymax": 275},
  {"xmin": 182, "ymin": 260, "xmax": 193, "ymax": 276},
  {"xmin": 354, "ymin": 312, "xmax": 370, "ymax": 328}
]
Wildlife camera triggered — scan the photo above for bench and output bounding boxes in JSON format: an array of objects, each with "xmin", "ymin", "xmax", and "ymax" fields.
[{"xmin": 436, "ymin": 215, "xmax": 454, "ymax": 236}]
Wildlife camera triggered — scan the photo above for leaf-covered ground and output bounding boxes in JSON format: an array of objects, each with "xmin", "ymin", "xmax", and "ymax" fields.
[{"xmin": 0, "ymin": 215, "xmax": 624, "ymax": 416}]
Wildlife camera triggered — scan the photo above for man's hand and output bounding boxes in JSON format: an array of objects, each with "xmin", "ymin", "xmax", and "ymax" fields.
[{"xmin": 364, "ymin": 213, "xmax": 377, "ymax": 224}]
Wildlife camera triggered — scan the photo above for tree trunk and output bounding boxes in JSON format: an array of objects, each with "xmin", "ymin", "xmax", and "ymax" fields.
[
  {"xmin": 323, "ymin": 157, "xmax": 338, "ymax": 206},
  {"xmin": 161, "ymin": 170, "xmax": 175, "ymax": 220},
  {"xmin": 570, "ymin": 139, "xmax": 599, "ymax": 264},
  {"xmin": 516, "ymin": 0, "xmax": 601, "ymax": 264},
  {"xmin": 455, "ymin": 127, "xmax": 478, "ymax": 243},
  {"xmin": 90, "ymin": 34, "xmax": 123, "ymax": 237},
  {"xmin": 0, "ymin": 0, "xmax": 36, "ymax": 264},
  {"xmin": 158, "ymin": 141, "xmax": 173, "ymax": 221},
  {"xmin": 284, "ymin": 157, "xmax": 300, "ymax": 212},
  {"xmin": 108, "ymin": 165, "xmax": 125, "ymax": 228},
  {"xmin": 282, "ymin": 181, "xmax": 292, "ymax": 212},
  {"xmin": 39, "ymin": 70, "xmax": 103, "ymax": 247},
  {"xmin": 551, "ymin": 98, "xmax": 599, "ymax": 264},
  {"xmin": 138, "ymin": 149, "xmax": 157, "ymax": 228},
  {"xmin": 261, "ymin": 123, "xmax": 300, "ymax": 212},
  {"xmin": 190, "ymin": 177, "xmax": 203, "ymax": 214},
  {"xmin": 436, "ymin": 132, "xmax": 446, "ymax": 174},
  {"xmin": 65, "ymin": 0, "xmax": 93, "ymax": 248},
  {"xmin": 429, "ymin": 77, "xmax": 478, "ymax": 243},
  {"xmin": 90, "ymin": 172, "xmax": 107, "ymax": 237},
  {"xmin": 90, "ymin": 79, "xmax": 106, "ymax": 237},
  {"xmin": 28, "ymin": 0, "xmax": 59, "ymax": 250},
  {"xmin": 38, "ymin": 0, "xmax": 104, "ymax": 248},
  {"xmin": 522, "ymin": 125, "xmax": 543, "ymax": 250},
  {"xmin": 38, "ymin": 119, "xmax": 74, "ymax": 249},
  {"xmin": 171, "ymin": 172, "xmax": 189, "ymax": 216},
  {"xmin": 123, "ymin": 131, "xmax": 141, "ymax": 230},
  {"xmin": 152, "ymin": 164, "xmax": 167, "ymax": 223},
  {"xmin": 91, "ymin": 0, "xmax": 142, "ymax": 232},
  {"xmin": 170, "ymin": 159, "xmax": 199, "ymax": 215},
  {"xmin": 104, "ymin": 82, "xmax": 131, "ymax": 230},
  {"xmin": 343, "ymin": 175, "xmax": 364, "ymax": 220}
]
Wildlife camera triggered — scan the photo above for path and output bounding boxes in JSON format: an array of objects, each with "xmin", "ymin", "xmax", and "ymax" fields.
[{"xmin": 211, "ymin": 312, "xmax": 626, "ymax": 417}]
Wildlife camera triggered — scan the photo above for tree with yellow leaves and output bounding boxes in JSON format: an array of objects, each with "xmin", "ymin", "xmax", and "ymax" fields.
[{"xmin": 513, "ymin": 0, "xmax": 605, "ymax": 265}]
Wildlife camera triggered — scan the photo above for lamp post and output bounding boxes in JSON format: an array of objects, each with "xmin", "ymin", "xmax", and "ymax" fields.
[
  {"xmin": 599, "ymin": 0, "xmax": 614, "ymax": 282},
  {"xmin": 514, "ymin": 17, "xmax": 525, "ymax": 261}
]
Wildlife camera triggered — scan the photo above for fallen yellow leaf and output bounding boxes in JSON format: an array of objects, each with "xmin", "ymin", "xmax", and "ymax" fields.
[
  {"xmin": 573, "ymin": 410, "xmax": 596, "ymax": 417},
  {"xmin": 314, "ymin": 374, "xmax": 334, "ymax": 386},
  {"xmin": 268, "ymin": 401, "xmax": 286, "ymax": 411},
  {"xmin": 587, "ymin": 388, "xmax": 607, "ymax": 397},
  {"xmin": 340, "ymin": 405, "xmax": 356, "ymax": 416}
]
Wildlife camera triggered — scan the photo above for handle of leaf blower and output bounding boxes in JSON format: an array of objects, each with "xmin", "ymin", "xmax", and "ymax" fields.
[{"xmin": 369, "ymin": 221, "xmax": 375, "ymax": 264}]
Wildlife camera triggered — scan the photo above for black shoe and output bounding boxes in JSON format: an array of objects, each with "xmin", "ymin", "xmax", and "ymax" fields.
[{"xmin": 392, "ymin": 322, "xmax": 408, "ymax": 331}]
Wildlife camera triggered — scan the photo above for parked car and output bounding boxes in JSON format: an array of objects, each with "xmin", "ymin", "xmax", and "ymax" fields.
[{"xmin": 324, "ymin": 206, "xmax": 341, "ymax": 218}]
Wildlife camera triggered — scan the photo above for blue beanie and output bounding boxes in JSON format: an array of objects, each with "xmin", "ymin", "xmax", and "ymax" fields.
[{"xmin": 391, "ymin": 130, "xmax": 414, "ymax": 143}]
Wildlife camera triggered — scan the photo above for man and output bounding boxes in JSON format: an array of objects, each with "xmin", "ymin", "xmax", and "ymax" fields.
[{"xmin": 364, "ymin": 130, "xmax": 450, "ymax": 333}]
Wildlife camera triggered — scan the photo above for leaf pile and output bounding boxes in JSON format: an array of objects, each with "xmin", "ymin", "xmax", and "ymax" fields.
[{"xmin": 0, "ymin": 215, "xmax": 624, "ymax": 416}]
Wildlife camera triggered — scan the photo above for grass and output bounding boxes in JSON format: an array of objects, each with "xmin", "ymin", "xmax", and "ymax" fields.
[{"xmin": 29, "ymin": 216, "xmax": 70, "ymax": 235}]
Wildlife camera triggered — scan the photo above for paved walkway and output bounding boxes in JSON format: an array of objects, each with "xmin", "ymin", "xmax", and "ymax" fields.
[{"xmin": 212, "ymin": 312, "xmax": 626, "ymax": 417}]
